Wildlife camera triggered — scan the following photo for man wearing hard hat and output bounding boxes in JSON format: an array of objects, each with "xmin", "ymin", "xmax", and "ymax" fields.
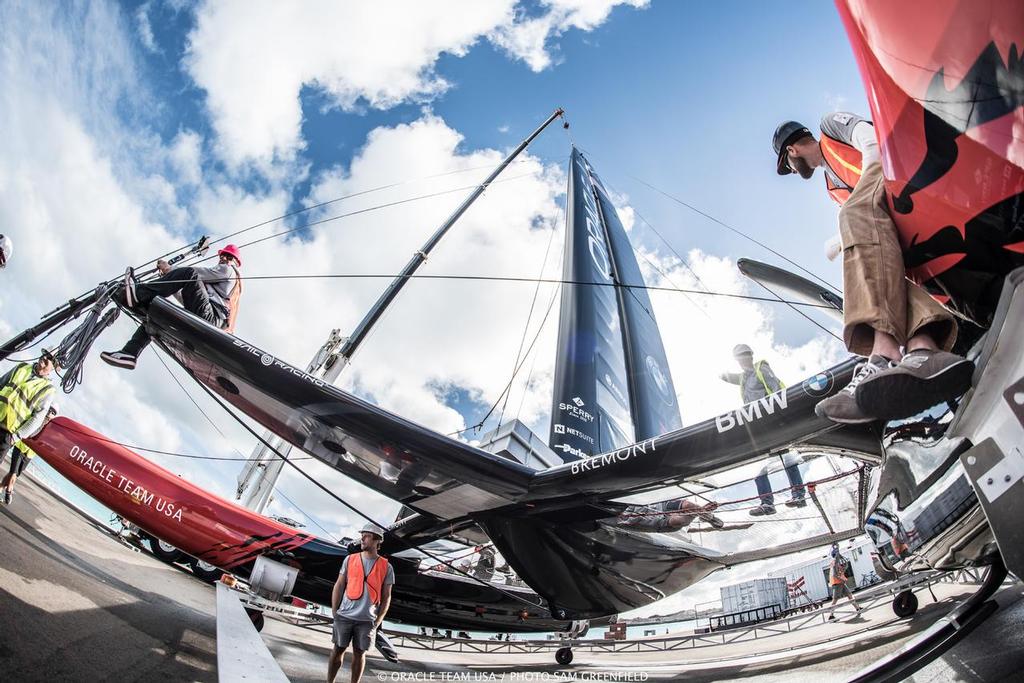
[
  {"xmin": 719, "ymin": 343, "xmax": 784, "ymax": 403},
  {"xmin": 0, "ymin": 234, "xmax": 13, "ymax": 269},
  {"xmin": 328, "ymin": 522, "xmax": 395, "ymax": 683},
  {"xmin": 720, "ymin": 345, "xmax": 805, "ymax": 515},
  {"xmin": 101, "ymin": 245, "xmax": 243, "ymax": 370},
  {"xmin": 772, "ymin": 113, "xmax": 971, "ymax": 423}
]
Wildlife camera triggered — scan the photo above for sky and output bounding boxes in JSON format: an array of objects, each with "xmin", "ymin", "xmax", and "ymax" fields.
[{"xmin": 0, "ymin": 0, "xmax": 874, "ymax": 617}]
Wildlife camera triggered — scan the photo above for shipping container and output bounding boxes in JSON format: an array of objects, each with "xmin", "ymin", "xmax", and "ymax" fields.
[{"xmin": 719, "ymin": 577, "xmax": 789, "ymax": 614}]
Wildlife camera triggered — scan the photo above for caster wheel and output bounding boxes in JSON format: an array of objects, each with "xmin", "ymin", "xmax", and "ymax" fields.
[
  {"xmin": 892, "ymin": 590, "xmax": 918, "ymax": 617},
  {"xmin": 555, "ymin": 647, "xmax": 573, "ymax": 665}
]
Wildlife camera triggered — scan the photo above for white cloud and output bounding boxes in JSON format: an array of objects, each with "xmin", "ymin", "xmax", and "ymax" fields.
[
  {"xmin": 185, "ymin": 1, "xmax": 515, "ymax": 169},
  {"xmin": 135, "ymin": 2, "xmax": 158, "ymax": 53},
  {"xmin": 184, "ymin": 1, "xmax": 648, "ymax": 170},
  {"xmin": 490, "ymin": 0, "xmax": 649, "ymax": 71}
]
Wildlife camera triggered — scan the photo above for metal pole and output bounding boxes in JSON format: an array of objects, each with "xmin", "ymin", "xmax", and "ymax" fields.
[{"xmin": 335, "ymin": 107, "xmax": 565, "ymax": 368}]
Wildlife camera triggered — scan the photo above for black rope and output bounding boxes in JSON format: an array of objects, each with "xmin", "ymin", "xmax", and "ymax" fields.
[{"xmin": 52, "ymin": 284, "xmax": 121, "ymax": 393}]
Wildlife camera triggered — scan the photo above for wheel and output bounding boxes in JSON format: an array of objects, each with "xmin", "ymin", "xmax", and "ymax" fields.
[
  {"xmin": 892, "ymin": 590, "xmax": 918, "ymax": 617},
  {"xmin": 188, "ymin": 557, "xmax": 223, "ymax": 583},
  {"xmin": 147, "ymin": 537, "xmax": 184, "ymax": 564},
  {"xmin": 555, "ymin": 647, "xmax": 573, "ymax": 665},
  {"xmin": 246, "ymin": 608, "xmax": 265, "ymax": 632}
]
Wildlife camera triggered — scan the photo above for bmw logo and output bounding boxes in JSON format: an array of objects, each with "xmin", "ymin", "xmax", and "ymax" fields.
[
  {"xmin": 803, "ymin": 372, "xmax": 833, "ymax": 397},
  {"xmin": 260, "ymin": 353, "xmax": 274, "ymax": 366}
]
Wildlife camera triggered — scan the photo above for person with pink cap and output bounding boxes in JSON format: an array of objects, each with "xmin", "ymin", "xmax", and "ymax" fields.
[{"xmin": 101, "ymin": 244, "xmax": 243, "ymax": 370}]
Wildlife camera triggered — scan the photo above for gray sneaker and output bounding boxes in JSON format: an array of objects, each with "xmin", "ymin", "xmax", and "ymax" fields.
[
  {"xmin": 749, "ymin": 503, "xmax": 776, "ymax": 517},
  {"xmin": 814, "ymin": 356, "xmax": 892, "ymax": 424},
  {"xmin": 856, "ymin": 349, "xmax": 974, "ymax": 421}
]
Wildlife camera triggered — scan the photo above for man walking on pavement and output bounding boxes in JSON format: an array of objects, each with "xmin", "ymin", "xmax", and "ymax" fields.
[
  {"xmin": 1, "ymin": 404, "xmax": 58, "ymax": 505},
  {"xmin": 101, "ymin": 245, "xmax": 243, "ymax": 370},
  {"xmin": 328, "ymin": 522, "xmax": 395, "ymax": 683},
  {"xmin": 772, "ymin": 113, "xmax": 972, "ymax": 423},
  {"xmin": 0, "ymin": 350, "xmax": 57, "ymax": 505},
  {"xmin": 826, "ymin": 544, "xmax": 862, "ymax": 620},
  {"xmin": 719, "ymin": 345, "xmax": 806, "ymax": 515}
]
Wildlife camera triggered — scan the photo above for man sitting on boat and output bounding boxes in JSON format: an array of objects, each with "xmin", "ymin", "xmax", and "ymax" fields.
[
  {"xmin": 772, "ymin": 113, "xmax": 973, "ymax": 423},
  {"xmin": 100, "ymin": 244, "xmax": 243, "ymax": 370}
]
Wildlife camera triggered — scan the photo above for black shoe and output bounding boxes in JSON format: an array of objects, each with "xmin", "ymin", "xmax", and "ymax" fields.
[
  {"xmin": 785, "ymin": 497, "xmax": 808, "ymax": 508},
  {"xmin": 100, "ymin": 351, "xmax": 137, "ymax": 370},
  {"xmin": 856, "ymin": 349, "xmax": 974, "ymax": 421},
  {"xmin": 3, "ymin": 490, "xmax": 11, "ymax": 505},
  {"xmin": 749, "ymin": 504, "xmax": 776, "ymax": 517}
]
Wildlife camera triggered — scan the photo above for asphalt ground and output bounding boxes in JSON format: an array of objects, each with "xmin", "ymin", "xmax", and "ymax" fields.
[{"xmin": 2, "ymin": 474, "xmax": 1022, "ymax": 682}]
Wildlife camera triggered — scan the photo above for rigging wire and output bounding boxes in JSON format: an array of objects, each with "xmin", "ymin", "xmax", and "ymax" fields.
[
  {"xmin": 496, "ymin": 203, "xmax": 563, "ymax": 429},
  {"xmin": 623, "ymin": 172, "xmax": 843, "ymax": 294},
  {"xmin": 152, "ymin": 350, "xmax": 310, "ymax": 463},
  {"xmin": 223, "ymin": 172, "xmax": 542, "ymax": 256},
  {"xmin": 148, "ymin": 272, "xmax": 838, "ymax": 309},
  {"xmin": 750, "ymin": 280, "xmax": 843, "ymax": 343},
  {"xmin": 182, "ymin": 360, "xmax": 545, "ymax": 610}
]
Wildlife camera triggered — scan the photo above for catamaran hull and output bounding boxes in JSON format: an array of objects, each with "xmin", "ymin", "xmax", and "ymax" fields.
[{"xmin": 25, "ymin": 418, "xmax": 577, "ymax": 632}]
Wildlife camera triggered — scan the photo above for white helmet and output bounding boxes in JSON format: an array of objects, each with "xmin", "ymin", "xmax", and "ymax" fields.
[
  {"xmin": 0, "ymin": 234, "xmax": 11, "ymax": 268},
  {"xmin": 732, "ymin": 343, "xmax": 753, "ymax": 358},
  {"xmin": 359, "ymin": 522, "xmax": 385, "ymax": 540}
]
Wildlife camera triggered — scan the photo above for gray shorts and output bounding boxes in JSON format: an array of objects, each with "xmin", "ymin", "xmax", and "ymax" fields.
[
  {"xmin": 832, "ymin": 583, "xmax": 852, "ymax": 599},
  {"xmin": 333, "ymin": 617, "xmax": 372, "ymax": 652}
]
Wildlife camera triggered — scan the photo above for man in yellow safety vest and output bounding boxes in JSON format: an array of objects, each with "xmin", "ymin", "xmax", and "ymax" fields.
[
  {"xmin": 719, "ymin": 344, "xmax": 784, "ymax": 403},
  {"xmin": 0, "ymin": 350, "xmax": 57, "ymax": 505}
]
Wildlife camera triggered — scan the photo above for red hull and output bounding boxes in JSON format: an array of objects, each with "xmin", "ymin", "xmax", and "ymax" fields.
[{"xmin": 26, "ymin": 417, "xmax": 313, "ymax": 570}]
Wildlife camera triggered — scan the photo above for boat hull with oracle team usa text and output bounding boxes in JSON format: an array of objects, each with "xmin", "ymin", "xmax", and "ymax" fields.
[{"xmin": 25, "ymin": 417, "xmax": 580, "ymax": 632}]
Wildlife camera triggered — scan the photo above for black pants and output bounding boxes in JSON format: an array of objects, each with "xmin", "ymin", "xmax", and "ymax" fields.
[{"xmin": 121, "ymin": 267, "xmax": 226, "ymax": 357}]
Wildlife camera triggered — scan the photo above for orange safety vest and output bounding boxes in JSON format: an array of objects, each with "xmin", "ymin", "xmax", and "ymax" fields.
[
  {"xmin": 819, "ymin": 133, "xmax": 864, "ymax": 205},
  {"xmin": 345, "ymin": 553, "xmax": 390, "ymax": 604},
  {"xmin": 224, "ymin": 266, "xmax": 242, "ymax": 333}
]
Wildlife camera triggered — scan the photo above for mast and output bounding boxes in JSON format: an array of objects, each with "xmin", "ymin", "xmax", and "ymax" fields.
[{"xmin": 236, "ymin": 108, "xmax": 564, "ymax": 510}]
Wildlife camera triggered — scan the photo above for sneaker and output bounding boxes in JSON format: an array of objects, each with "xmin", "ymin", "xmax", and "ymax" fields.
[
  {"xmin": 814, "ymin": 355, "xmax": 893, "ymax": 424},
  {"xmin": 100, "ymin": 351, "xmax": 137, "ymax": 370},
  {"xmin": 700, "ymin": 513, "xmax": 726, "ymax": 530},
  {"xmin": 856, "ymin": 349, "xmax": 975, "ymax": 421},
  {"xmin": 749, "ymin": 504, "xmax": 776, "ymax": 517},
  {"xmin": 827, "ymin": 614, "xmax": 836, "ymax": 621},
  {"xmin": 3, "ymin": 490, "xmax": 11, "ymax": 505},
  {"xmin": 784, "ymin": 496, "xmax": 808, "ymax": 508}
]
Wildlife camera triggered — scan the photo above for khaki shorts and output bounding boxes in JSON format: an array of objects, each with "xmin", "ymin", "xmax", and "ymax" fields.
[
  {"xmin": 838, "ymin": 163, "xmax": 956, "ymax": 355},
  {"xmin": 333, "ymin": 617, "xmax": 373, "ymax": 652}
]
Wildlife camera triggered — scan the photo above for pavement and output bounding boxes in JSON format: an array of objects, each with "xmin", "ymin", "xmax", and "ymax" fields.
[{"xmin": 2, "ymin": 473, "xmax": 1023, "ymax": 682}]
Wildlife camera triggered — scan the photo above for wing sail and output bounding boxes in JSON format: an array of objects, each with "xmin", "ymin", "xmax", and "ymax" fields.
[{"xmin": 549, "ymin": 149, "xmax": 682, "ymax": 461}]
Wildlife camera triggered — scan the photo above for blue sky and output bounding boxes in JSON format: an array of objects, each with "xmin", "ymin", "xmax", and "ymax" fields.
[{"xmin": 0, "ymin": 0, "xmax": 873, "ymax": 613}]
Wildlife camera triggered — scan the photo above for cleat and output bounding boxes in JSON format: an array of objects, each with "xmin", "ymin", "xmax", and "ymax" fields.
[
  {"xmin": 856, "ymin": 349, "xmax": 974, "ymax": 421},
  {"xmin": 814, "ymin": 355, "xmax": 892, "ymax": 424},
  {"xmin": 749, "ymin": 504, "xmax": 776, "ymax": 517},
  {"xmin": 100, "ymin": 351, "xmax": 137, "ymax": 370}
]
